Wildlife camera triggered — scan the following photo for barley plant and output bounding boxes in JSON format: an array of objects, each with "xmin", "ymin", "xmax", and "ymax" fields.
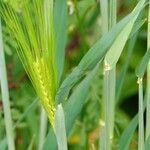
[{"xmin": 0, "ymin": 0, "xmax": 150, "ymax": 150}]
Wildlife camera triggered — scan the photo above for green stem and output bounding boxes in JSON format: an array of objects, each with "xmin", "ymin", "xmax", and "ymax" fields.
[
  {"xmin": 38, "ymin": 107, "xmax": 47, "ymax": 150},
  {"xmin": 104, "ymin": 0, "xmax": 117, "ymax": 149},
  {"xmin": 146, "ymin": 1, "xmax": 150, "ymax": 140},
  {"xmin": 109, "ymin": 0, "xmax": 117, "ymax": 28},
  {"xmin": 0, "ymin": 19, "xmax": 15, "ymax": 150},
  {"xmin": 99, "ymin": 0, "xmax": 117, "ymax": 150},
  {"xmin": 99, "ymin": 0, "xmax": 109, "ymax": 34},
  {"xmin": 137, "ymin": 78, "xmax": 144, "ymax": 150},
  {"xmin": 99, "ymin": 0, "xmax": 109, "ymax": 149}
]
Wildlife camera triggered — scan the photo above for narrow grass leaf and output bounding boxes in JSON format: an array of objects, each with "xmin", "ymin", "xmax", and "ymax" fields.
[
  {"xmin": 138, "ymin": 79, "xmax": 144, "ymax": 150},
  {"xmin": 54, "ymin": 0, "xmax": 67, "ymax": 82},
  {"xmin": 38, "ymin": 107, "xmax": 47, "ymax": 150},
  {"xmin": 27, "ymin": 135, "xmax": 35, "ymax": 150},
  {"xmin": 119, "ymin": 99, "xmax": 147, "ymax": 150},
  {"xmin": 54, "ymin": 104, "xmax": 68, "ymax": 150},
  {"xmin": 118, "ymin": 115, "xmax": 138, "ymax": 150},
  {"xmin": 0, "ymin": 19, "xmax": 15, "ymax": 150},
  {"xmin": 56, "ymin": 0, "xmax": 146, "ymax": 103},
  {"xmin": 146, "ymin": 2, "xmax": 150, "ymax": 139},
  {"xmin": 43, "ymin": 64, "xmax": 99, "ymax": 150},
  {"xmin": 145, "ymin": 135, "xmax": 150, "ymax": 150},
  {"xmin": 116, "ymin": 34, "xmax": 138, "ymax": 103},
  {"xmin": 129, "ymin": 19, "xmax": 146, "ymax": 39},
  {"xmin": 0, "ymin": 138, "xmax": 7, "ymax": 150},
  {"xmin": 64, "ymin": 64, "xmax": 99, "ymax": 133},
  {"xmin": 135, "ymin": 48, "xmax": 150, "ymax": 78},
  {"xmin": 14, "ymin": 98, "xmax": 38, "ymax": 129},
  {"xmin": 99, "ymin": 0, "xmax": 108, "ymax": 34},
  {"xmin": 105, "ymin": 0, "xmax": 146, "ymax": 69},
  {"xmin": 42, "ymin": 129, "xmax": 57, "ymax": 150}
]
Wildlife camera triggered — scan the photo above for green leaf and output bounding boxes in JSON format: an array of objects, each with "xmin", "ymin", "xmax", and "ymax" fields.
[
  {"xmin": 135, "ymin": 48, "xmax": 150, "ymax": 78},
  {"xmin": 56, "ymin": 0, "xmax": 146, "ymax": 103},
  {"xmin": 13, "ymin": 98, "xmax": 38, "ymax": 129},
  {"xmin": 145, "ymin": 135, "xmax": 150, "ymax": 150},
  {"xmin": 129, "ymin": 19, "xmax": 146, "ymax": 38},
  {"xmin": 116, "ymin": 33, "xmax": 138, "ymax": 103},
  {"xmin": 119, "ymin": 99, "xmax": 146, "ymax": 150},
  {"xmin": 0, "ymin": 18, "xmax": 15, "ymax": 150},
  {"xmin": 64, "ymin": 64, "xmax": 99, "ymax": 133},
  {"xmin": 105, "ymin": 0, "xmax": 146, "ymax": 69},
  {"xmin": 54, "ymin": 0, "xmax": 67, "ymax": 82},
  {"xmin": 0, "ymin": 138, "xmax": 7, "ymax": 150},
  {"xmin": 54, "ymin": 104, "xmax": 68, "ymax": 150},
  {"xmin": 42, "ymin": 129, "xmax": 57, "ymax": 150},
  {"xmin": 118, "ymin": 115, "xmax": 138, "ymax": 150},
  {"xmin": 43, "ymin": 64, "xmax": 99, "ymax": 150}
]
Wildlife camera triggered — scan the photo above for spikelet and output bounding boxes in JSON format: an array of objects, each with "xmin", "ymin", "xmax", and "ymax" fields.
[{"xmin": 0, "ymin": 0, "xmax": 57, "ymax": 127}]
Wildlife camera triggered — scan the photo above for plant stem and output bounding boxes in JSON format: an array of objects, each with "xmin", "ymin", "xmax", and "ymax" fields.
[
  {"xmin": 103, "ymin": 0, "xmax": 117, "ymax": 149},
  {"xmin": 99, "ymin": 0, "xmax": 117, "ymax": 150},
  {"xmin": 137, "ymin": 78, "xmax": 144, "ymax": 150},
  {"xmin": 99, "ymin": 0, "xmax": 109, "ymax": 149},
  {"xmin": 109, "ymin": 0, "xmax": 117, "ymax": 28},
  {"xmin": 0, "ymin": 19, "xmax": 15, "ymax": 150},
  {"xmin": 38, "ymin": 107, "xmax": 47, "ymax": 150},
  {"xmin": 146, "ymin": 1, "xmax": 150, "ymax": 140},
  {"xmin": 99, "ymin": 0, "xmax": 109, "ymax": 34}
]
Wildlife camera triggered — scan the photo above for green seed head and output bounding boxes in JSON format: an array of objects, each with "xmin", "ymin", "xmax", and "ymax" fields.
[{"xmin": 0, "ymin": 0, "xmax": 57, "ymax": 127}]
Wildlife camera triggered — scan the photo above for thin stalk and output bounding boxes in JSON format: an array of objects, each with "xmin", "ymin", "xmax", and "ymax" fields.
[
  {"xmin": 99, "ymin": 0, "xmax": 109, "ymax": 149},
  {"xmin": 146, "ymin": 1, "xmax": 150, "ymax": 139},
  {"xmin": 109, "ymin": 0, "xmax": 117, "ymax": 28},
  {"xmin": 99, "ymin": 0, "xmax": 109, "ymax": 34},
  {"xmin": 0, "ymin": 19, "xmax": 15, "ymax": 150},
  {"xmin": 99, "ymin": 0, "xmax": 117, "ymax": 150},
  {"xmin": 137, "ymin": 78, "xmax": 144, "ymax": 150},
  {"xmin": 38, "ymin": 107, "xmax": 47, "ymax": 150},
  {"xmin": 103, "ymin": 0, "xmax": 117, "ymax": 150}
]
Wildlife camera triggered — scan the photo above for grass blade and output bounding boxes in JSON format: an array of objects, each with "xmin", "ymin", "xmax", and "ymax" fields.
[
  {"xmin": 42, "ymin": 129, "xmax": 57, "ymax": 150},
  {"xmin": 135, "ymin": 48, "xmax": 150, "ymax": 78},
  {"xmin": 54, "ymin": 104, "xmax": 68, "ymax": 150},
  {"xmin": 0, "ymin": 19, "xmax": 15, "ymax": 150},
  {"xmin": 146, "ymin": 1, "xmax": 150, "ymax": 139},
  {"xmin": 105, "ymin": 0, "xmax": 146, "ymax": 69},
  {"xmin": 56, "ymin": 0, "xmax": 146, "ymax": 103},
  {"xmin": 119, "ymin": 96, "xmax": 147, "ymax": 150},
  {"xmin": 14, "ymin": 98, "xmax": 38, "ymax": 129},
  {"xmin": 129, "ymin": 19, "xmax": 146, "ymax": 38},
  {"xmin": 137, "ymin": 78, "xmax": 144, "ymax": 150},
  {"xmin": 43, "ymin": 64, "xmax": 99, "ymax": 150},
  {"xmin": 99, "ymin": 0, "xmax": 108, "ymax": 34},
  {"xmin": 38, "ymin": 107, "xmax": 48, "ymax": 150},
  {"xmin": 99, "ymin": 0, "xmax": 109, "ymax": 149},
  {"xmin": 64, "ymin": 64, "xmax": 99, "ymax": 133},
  {"xmin": 54, "ymin": 0, "xmax": 67, "ymax": 82},
  {"xmin": 145, "ymin": 135, "xmax": 150, "ymax": 150},
  {"xmin": 0, "ymin": 138, "xmax": 7, "ymax": 150},
  {"xmin": 135, "ymin": 40, "xmax": 150, "ymax": 150},
  {"xmin": 118, "ymin": 115, "xmax": 138, "ymax": 150},
  {"xmin": 102, "ymin": 0, "xmax": 117, "ymax": 149},
  {"xmin": 116, "ymin": 34, "xmax": 138, "ymax": 103}
]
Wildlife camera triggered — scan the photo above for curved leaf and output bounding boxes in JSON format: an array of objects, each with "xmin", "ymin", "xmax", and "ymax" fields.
[
  {"xmin": 135, "ymin": 48, "xmax": 150, "ymax": 78},
  {"xmin": 56, "ymin": 0, "xmax": 146, "ymax": 103}
]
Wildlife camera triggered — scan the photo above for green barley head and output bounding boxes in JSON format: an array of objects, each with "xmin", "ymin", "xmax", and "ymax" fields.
[{"xmin": 0, "ymin": 0, "xmax": 57, "ymax": 127}]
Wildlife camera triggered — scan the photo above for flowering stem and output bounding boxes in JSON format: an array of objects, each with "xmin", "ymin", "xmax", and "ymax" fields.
[{"xmin": 0, "ymin": 19, "xmax": 15, "ymax": 150}]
